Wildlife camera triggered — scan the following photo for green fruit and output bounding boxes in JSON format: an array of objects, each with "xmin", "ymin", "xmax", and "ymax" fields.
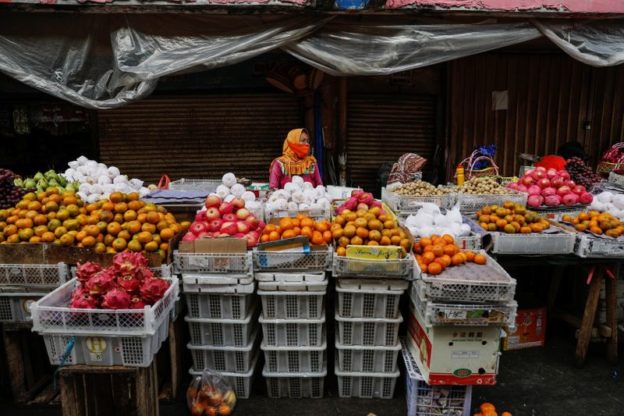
[
  {"xmin": 24, "ymin": 179, "xmax": 36, "ymax": 189},
  {"xmin": 34, "ymin": 172, "xmax": 44, "ymax": 181}
]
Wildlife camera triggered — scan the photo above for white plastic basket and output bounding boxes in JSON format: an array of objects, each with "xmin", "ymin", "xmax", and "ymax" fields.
[
  {"xmin": 335, "ymin": 340, "xmax": 401, "ymax": 373},
  {"xmin": 411, "ymin": 282, "xmax": 517, "ymax": 327},
  {"xmin": 0, "ymin": 292, "xmax": 46, "ymax": 323},
  {"xmin": 335, "ymin": 358, "xmax": 399, "ymax": 399},
  {"xmin": 185, "ymin": 292, "xmax": 255, "ymax": 320},
  {"xmin": 253, "ymin": 247, "xmax": 332, "ymax": 272},
  {"xmin": 174, "ymin": 251, "xmax": 252, "ymax": 275},
  {"xmin": 259, "ymin": 313, "xmax": 325, "ymax": 347},
  {"xmin": 169, "ymin": 178, "xmax": 222, "ymax": 192},
  {"xmin": 189, "ymin": 353, "xmax": 259, "ymax": 399},
  {"xmin": 335, "ymin": 315, "xmax": 402, "ymax": 347},
  {"xmin": 261, "ymin": 336, "xmax": 327, "ymax": 373},
  {"xmin": 258, "ymin": 289, "xmax": 326, "ymax": 320},
  {"xmin": 42, "ymin": 315, "xmax": 169, "ymax": 367},
  {"xmin": 490, "ymin": 230, "xmax": 575, "ymax": 255},
  {"xmin": 263, "ymin": 364, "xmax": 327, "ymax": 399},
  {"xmin": 458, "ymin": 191, "xmax": 527, "ymax": 214},
  {"xmin": 0, "ymin": 263, "xmax": 68, "ymax": 289},
  {"xmin": 182, "ymin": 273, "xmax": 254, "ymax": 289},
  {"xmin": 254, "ymin": 272, "xmax": 326, "ymax": 283},
  {"xmin": 401, "ymin": 339, "xmax": 472, "ymax": 416},
  {"xmin": 382, "ymin": 187, "xmax": 457, "ymax": 212},
  {"xmin": 574, "ymin": 234, "xmax": 624, "ymax": 258},
  {"xmin": 416, "ymin": 253, "xmax": 516, "ymax": 304},
  {"xmin": 182, "ymin": 280, "xmax": 255, "ymax": 295},
  {"xmin": 186, "ymin": 306, "xmax": 258, "ymax": 347},
  {"xmin": 333, "ymin": 254, "xmax": 414, "ymax": 279},
  {"xmin": 31, "ymin": 278, "xmax": 179, "ymax": 336},
  {"xmin": 188, "ymin": 329, "xmax": 260, "ymax": 373},
  {"xmin": 336, "ymin": 279, "xmax": 407, "ymax": 319}
]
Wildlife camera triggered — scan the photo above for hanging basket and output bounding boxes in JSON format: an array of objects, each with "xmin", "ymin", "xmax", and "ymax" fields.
[
  {"xmin": 608, "ymin": 160, "xmax": 624, "ymax": 187},
  {"xmin": 597, "ymin": 143, "xmax": 624, "ymax": 177},
  {"xmin": 459, "ymin": 151, "xmax": 499, "ymax": 180}
]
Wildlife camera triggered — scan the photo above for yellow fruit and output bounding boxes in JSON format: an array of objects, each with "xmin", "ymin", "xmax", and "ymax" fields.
[
  {"xmin": 127, "ymin": 239, "xmax": 142, "ymax": 252},
  {"xmin": 144, "ymin": 241, "xmax": 158, "ymax": 252}
]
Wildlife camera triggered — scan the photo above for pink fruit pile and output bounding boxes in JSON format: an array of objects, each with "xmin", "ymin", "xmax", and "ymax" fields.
[
  {"xmin": 182, "ymin": 195, "xmax": 265, "ymax": 249},
  {"xmin": 70, "ymin": 252, "xmax": 170, "ymax": 310},
  {"xmin": 335, "ymin": 190, "xmax": 383, "ymax": 215},
  {"xmin": 507, "ymin": 167, "xmax": 593, "ymax": 208}
]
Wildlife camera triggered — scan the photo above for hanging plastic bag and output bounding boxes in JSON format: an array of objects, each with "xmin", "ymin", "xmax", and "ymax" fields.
[{"xmin": 187, "ymin": 370, "xmax": 236, "ymax": 416}]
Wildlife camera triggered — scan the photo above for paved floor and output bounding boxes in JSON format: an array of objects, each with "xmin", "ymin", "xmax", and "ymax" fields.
[{"xmin": 2, "ymin": 331, "xmax": 622, "ymax": 416}]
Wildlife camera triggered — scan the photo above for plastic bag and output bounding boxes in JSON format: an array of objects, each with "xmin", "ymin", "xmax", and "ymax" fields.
[{"xmin": 187, "ymin": 370, "xmax": 237, "ymax": 416}]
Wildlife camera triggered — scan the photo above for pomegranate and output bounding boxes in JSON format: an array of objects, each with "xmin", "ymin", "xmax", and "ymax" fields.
[
  {"xmin": 86, "ymin": 270, "xmax": 117, "ymax": 295},
  {"xmin": 527, "ymin": 194, "xmax": 544, "ymax": 208},
  {"xmin": 521, "ymin": 176, "xmax": 535, "ymax": 187},
  {"xmin": 559, "ymin": 170, "xmax": 571, "ymax": 180},
  {"xmin": 544, "ymin": 194, "xmax": 562, "ymax": 207},
  {"xmin": 541, "ymin": 187, "xmax": 556, "ymax": 197},
  {"xmin": 556, "ymin": 186, "xmax": 571, "ymax": 197},
  {"xmin": 572, "ymin": 185, "xmax": 586, "ymax": 195},
  {"xmin": 562, "ymin": 193, "xmax": 579, "ymax": 206},
  {"xmin": 551, "ymin": 176, "xmax": 565, "ymax": 188},
  {"xmin": 102, "ymin": 288, "xmax": 131, "ymax": 310},
  {"xmin": 236, "ymin": 222, "xmax": 250, "ymax": 234},
  {"xmin": 140, "ymin": 278, "xmax": 170, "ymax": 305},
  {"xmin": 527, "ymin": 185, "xmax": 541, "ymax": 196},
  {"xmin": 182, "ymin": 232, "xmax": 196, "ymax": 242},
  {"xmin": 76, "ymin": 262, "xmax": 102, "ymax": 284},
  {"xmin": 537, "ymin": 178, "xmax": 551, "ymax": 188},
  {"xmin": 546, "ymin": 168, "xmax": 558, "ymax": 179}
]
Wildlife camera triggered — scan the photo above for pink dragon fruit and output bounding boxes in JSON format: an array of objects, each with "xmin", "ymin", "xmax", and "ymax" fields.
[
  {"xmin": 75, "ymin": 262, "xmax": 102, "ymax": 284},
  {"xmin": 70, "ymin": 288, "xmax": 99, "ymax": 309},
  {"xmin": 136, "ymin": 266, "xmax": 154, "ymax": 282},
  {"xmin": 86, "ymin": 269, "xmax": 117, "ymax": 296},
  {"xmin": 129, "ymin": 295, "xmax": 147, "ymax": 310},
  {"xmin": 117, "ymin": 273, "xmax": 142, "ymax": 293},
  {"xmin": 140, "ymin": 278, "xmax": 170, "ymax": 305},
  {"xmin": 112, "ymin": 252, "xmax": 148, "ymax": 275},
  {"xmin": 101, "ymin": 288, "xmax": 131, "ymax": 309}
]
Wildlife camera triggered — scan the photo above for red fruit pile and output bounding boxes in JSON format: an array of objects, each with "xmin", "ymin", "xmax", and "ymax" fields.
[
  {"xmin": 335, "ymin": 189, "xmax": 383, "ymax": 215},
  {"xmin": 183, "ymin": 195, "xmax": 265, "ymax": 249},
  {"xmin": 70, "ymin": 252, "xmax": 170, "ymax": 310}
]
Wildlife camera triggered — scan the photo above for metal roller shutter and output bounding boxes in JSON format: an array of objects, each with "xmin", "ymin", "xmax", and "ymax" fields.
[
  {"xmin": 97, "ymin": 94, "xmax": 302, "ymax": 184},
  {"xmin": 347, "ymin": 94, "xmax": 436, "ymax": 192}
]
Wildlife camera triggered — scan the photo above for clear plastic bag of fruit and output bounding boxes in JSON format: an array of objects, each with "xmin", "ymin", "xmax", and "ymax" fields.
[{"xmin": 187, "ymin": 370, "xmax": 236, "ymax": 416}]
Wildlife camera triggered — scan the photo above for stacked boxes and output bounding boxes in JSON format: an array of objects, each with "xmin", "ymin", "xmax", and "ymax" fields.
[
  {"xmin": 254, "ymin": 246, "xmax": 332, "ymax": 398},
  {"xmin": 177, "ymin": 240, "xmax": 259, "ymax": 399},
  {"xmin": 408, "ymin": 254, "xmax": 517, "ymax": 385},
  {"xmin": 334, "ymin": 276, "xmax": 408, "ymax": 399}
]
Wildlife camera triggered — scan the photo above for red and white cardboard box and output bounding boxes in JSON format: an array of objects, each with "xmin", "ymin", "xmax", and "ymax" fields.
[
  {"xmin": 503, "ymin": 307, "xmax": 546, "ymax": 351},
  {"xmin": 407, "ymin": 298, "xmax": 501, "ymax": 386}
]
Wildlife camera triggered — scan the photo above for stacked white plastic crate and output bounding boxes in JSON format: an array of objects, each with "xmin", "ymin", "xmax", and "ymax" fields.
[
  {"xmin": 333, "ymin": 257, "xmax": 413, "ymax": 399},
  {"xmin": 253, "ymin": 246, "xmax": 332, "ymax": 398},
  {"xmin": 176, "ymin": 250, "xmax": 259, "ymax": 398}
]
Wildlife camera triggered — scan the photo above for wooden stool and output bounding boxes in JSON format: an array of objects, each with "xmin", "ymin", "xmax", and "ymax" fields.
[{"xmin": 59, "ymin": 362, "xmax": 159, "ymax": 416}]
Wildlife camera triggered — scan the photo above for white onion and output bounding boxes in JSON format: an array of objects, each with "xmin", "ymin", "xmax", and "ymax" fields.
[
  {"xmin": 292, "ymin": 176, "xmax": 304, "ymax": 186},
  {"xmin": 230, "ymin": 184, "xmax": 245, "ymax": 197},
  {"xmin": 222, "ymin": 173, "xmax": 237, "ymax": 188},
  {"xmin": 242, "ymin": 191, "xmax": 256, "ymax": 202}
]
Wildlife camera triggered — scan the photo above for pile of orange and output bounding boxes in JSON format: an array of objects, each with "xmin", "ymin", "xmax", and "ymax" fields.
[
  {"xmin": 0, "ymin": 189, "xmax": 189, "ymax": 260},
  {"xmin": 414, "ymin": 234, "xmax": 486, "ymax": 275},
  {"xmin": 330, "ymin": 207, "xmax": 410, "ymax": 257},
  {"xmin": 562, "ymin": 211, "xmax": 624, "ymax": 237},
  {"xmin": 474, "ymin": 402, "xmax": 512, "ymax": 416},
  {"xmin": 477, "ymin": 202, "xmax": 549, "ymax": 234},
  {"xmin": 260, "ymin": 215, "xmax": 332, "ymax": 245}
]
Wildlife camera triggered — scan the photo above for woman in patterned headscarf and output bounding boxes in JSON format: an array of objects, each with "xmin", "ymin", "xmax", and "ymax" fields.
[
  {"xmin": 269, "ymin": 128, "xmax": 323, "ymax": 189},
  {"xmin": 387, "ymin": 153, "xmax": 427, "ymax": 185}
]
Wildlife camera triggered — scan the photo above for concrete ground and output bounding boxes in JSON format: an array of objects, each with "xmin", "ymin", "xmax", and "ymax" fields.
[{"xmin": 2, "ymin": 331, "xmax": 622, "ymax": 416}]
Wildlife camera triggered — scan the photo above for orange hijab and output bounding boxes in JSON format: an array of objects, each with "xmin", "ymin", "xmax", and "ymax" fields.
[{"xmin": 271, "ymin": 128, "xmax": 317, "ymax": 176}]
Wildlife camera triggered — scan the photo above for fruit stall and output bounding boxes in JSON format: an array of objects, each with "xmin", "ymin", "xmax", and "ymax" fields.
[{"xmin": 0, "ymin": 151, "xmax": 622, "ymax": 416}]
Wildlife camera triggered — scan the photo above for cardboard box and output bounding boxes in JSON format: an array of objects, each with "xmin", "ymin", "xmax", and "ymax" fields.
[
  {"xmin": 503, "ymin": 307, "xmax": 546, "ymax": 351},
  {"xmin": 407, "ymin": 299, "xmax": 501, "ymax": 386},
  {"xmin": 178, "ymin": 237, "xmax": 247, "ymax": 254}
]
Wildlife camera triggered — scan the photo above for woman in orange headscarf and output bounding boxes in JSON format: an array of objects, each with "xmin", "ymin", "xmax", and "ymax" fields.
[{"xmin": 269, "ymin": 128, "xmax": 323, "ymax": 189}]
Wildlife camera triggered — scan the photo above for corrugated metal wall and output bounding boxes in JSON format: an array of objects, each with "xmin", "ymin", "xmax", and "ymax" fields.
[
  {"xmin": 448, "ymin": 53, "xmax": 624, "ymax": 177},
  {"xmin": 98, "ymin": 94, "xmax": 301, "ymax": 184},
  {"xmin": 347, "ymin": 94, "xmax": 436, "ymax": 191}
]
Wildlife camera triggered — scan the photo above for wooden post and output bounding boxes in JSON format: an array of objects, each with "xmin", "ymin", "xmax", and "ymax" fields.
[
  {"xmin": 547, "ymin": 266, "xmax": 564, "ymax": 312},
  {"xmin": 59, "ymin": 363, "xmax": 159, "ymax": 416},
  {"xmin": 575, "ymin": 271, "xmax": 603, "ymax": 367}
]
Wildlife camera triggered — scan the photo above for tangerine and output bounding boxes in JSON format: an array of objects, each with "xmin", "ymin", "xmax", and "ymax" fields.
[
  {"xmin": 137, "ymin": 231, "xmax": 153, "ymax": 244},
  {"xmin": 427, "ymin": 262, "xmax": 442, "ymax": 275},
  {"xmin": 322, "ymin": 230, "xmax": 332, "ymax": 243},
  {"xmin": 282, "ymin": 230, "xmax": 296, "ymax": 239},
  {"xmin": 356, "ymin": 227, "xmax": 369, "ymax": 239},
  {"xmin": 336, "ymin": 247, "xmax": 347, "ymax": 257},
  {"xmin": 422, "ymin": 252, "xmax": 435, "ymax": 265},
  {"xmin": 269, "ymin": 231, "xmax": 280, "ymax": 241},
  {"xmin": 109, "ymin": 192, "xmax": 125, "ymax": 203},
  {"xmin": 82, "ymin": 236, "xmax": 96, "ymax": 247},
  {"xmin": 350, "ymin": 236, "xmax": 363, "ymax": 246},
  {"xmin": 338, "ymin": 236, "xmax": 350, "ymax": 247},
  {"xmin": 311, "ymin": 231, "xmax": 325, "ymax": 245},
  {"xmin": 380, "ymin": 236, "xmax": 391, "ymax": 246},
  {"xmin": 474, "ymin": 254, "xmax": 487, "ymax": 265},
  {"xmin": 301, "ymin": 226, "xmax": 314, "ymax": 239}
]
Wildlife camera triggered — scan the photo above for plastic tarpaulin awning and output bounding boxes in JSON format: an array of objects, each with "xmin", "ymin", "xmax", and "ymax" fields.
[{"xmin": 1, "ymin": 14, "xmax": 624, "ymax": 109}]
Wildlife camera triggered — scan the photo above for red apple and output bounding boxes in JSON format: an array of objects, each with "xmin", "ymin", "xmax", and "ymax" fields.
[
  {"xmin": 194, "ymin": 212, "xmax": 205, "ymax": 223},
  {"xmin": 559, "ymin": 170, "xmax": 571, "ymax": 180},
  {"xmin": 244, "ymin": 233, "xmax": 258, "ymax": 249},
  {"xmin": 236, "ymin": 208, "xmax": 251, "ymax": 220},
  {"xmin": 196, "ymin": 232, "xmax": 210, "ymax": 239},
  {"xmin": 234, "ymin": 233, "xmax": 245, "ymax": 238},
  {"xmin": 563, "ymin": 180, "xmax": 576, "ymax": 188},
  {"xmin": 205, "ymin": 195, "xmax": 222, "ymax": 209},
  {"xmin": 572, "ymin": 185, "xmax": 586, "ymax": 195},
  {"xmin": 551, "ymin": 176, "xmax": 564, "ymax": 188},
  {"xmin": 223, "ymin": 213, "xmax": 237, "ymax": 222},
  {"xmin": 205, "ymin": 207, "xmax": 220, "ymax": 221},
  {"xmin": 209, "ymin": 219, "xmax": 223, "ymax": 232},
  {"xmin": 357, "ymin": 203, "xmax": 369, "ymax": 211},
  {"xmin": 190, "ymin": 222, "xmax": 207, "ymax": 235},
  {"xmin": 351, "ymin": 189, "xmax": 364, "ymax": 197},
  {"xmin": 521, "ymin": 176, "xmax": 535, "ymax": 187},
  {"xmin": 220, "ymin": 221, "xmax": 238, "ymax": 235},
  {"xmin": 236, "ymin": 221, "xmax": 250, "ymax": 234},
  {"xmin": 244, "ymin": 216, "xmax": 259, "ymax": 230},
  {"xmin": 219, "ymin": 202, "xmax": 234, "ymax": 215},
  {"xmin": 232, "ymin": 198, "xmax": 245, "ymax": 210},
  {"xmin": 182, "ymin": 232, "xmax": 196, "ymax": 241}
]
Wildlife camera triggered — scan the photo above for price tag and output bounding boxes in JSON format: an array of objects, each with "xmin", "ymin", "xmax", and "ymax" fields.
[{"xmin": 446, "ymin": 310, "xmax": 467, "ymax": 320}]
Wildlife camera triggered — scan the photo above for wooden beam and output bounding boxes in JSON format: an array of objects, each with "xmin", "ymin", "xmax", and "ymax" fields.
[{"xmin": 575, "ymin": 273, "xmax": 603, "ymax": 367}]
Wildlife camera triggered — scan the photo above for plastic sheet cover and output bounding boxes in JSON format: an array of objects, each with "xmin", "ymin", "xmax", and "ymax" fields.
[{"xmin": 1, "ymin": 13, "xmax": 624, "ymax": 109}]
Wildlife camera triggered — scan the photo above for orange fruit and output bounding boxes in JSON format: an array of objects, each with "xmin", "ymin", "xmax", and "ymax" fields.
[
  {"xmin": 29, "ymin": 236, "xmax": 41, "ymax": 244},
  {"xmin": 261, "ymin": 234, "xmax": 270, "ymax": 243},
  {"xmin": 75, "ymin": 230, "xmax": 88, "ymax": 242},
  {"xmin": 118, "ymin": 230, "xmax": 131, "ymax": 241},
  {"xmin": 137, "ymin": 231, "xmax": 153, "ymax": 244},
  {"xmin": 160, "ymin": 243, "xmax": 169, "ymax": 252},
  {"xmin": 126, "ymin": 192, "xmax": 139, "ymax": 201},
  {"xmin": 144, "ymin": 241, "xmax": 159, "ymax": 252},
  {"xmin": 442, "ymin": 244, "xmax": 457, "ymax": 256},
  {"xmin": 343, "ymin": 225, "xmax": 356, "ymax": 238},
  {"xmin": 431, "ymin": 245, "xmax": 444, "ymax": 257},
  {"xmin": 427, "ymin": 262, "xmax": 442, "ymax": 275},
  {"xmin": 422, "ymin": 252, "xmax": 435, "ymax": 265},
  {"xmin": 322, "ymin": 230, "xmax": 332, "ymax": 243},
  {"xmin": 81, "ymin": 236, "xmax": 96, "ymax": 247},
  {"xmin": 383, "ymin": 220, "xmax": 396, "ymax": 229},
  {"xmin": 142, "ymin": 223, "xmax": 156, "ymax": 234},
  {"xmin": 480, "ymin": 403, "xmax": 496, "ymax": 413},
  {"xmin": 6, "ymin": 234, "xmax": 19, "ymax": 243},
  {"xmin": 279, "ymin": 218, "xmax": 294, "ymax": 231},
  {"xmin": 354, "ymin": 217, "xmax": 368, "ymax": 228},
  {"xmin": 301, "ymin": 218, "xmax": 315, "ymax": 228},
  {"xmin": 292, "ymin": 226, "xmax": 301, "ymax": 236},
  {"xmin": 127, "ymin": 239, "xmax": 142, "ymax": 252},
  {"xmin": 391, "ymin": 235, "xmax": 401, "ymax": 246},
  {"xmin": 282, "ymin": 230, "xmax": 296, "ymax": 239},
  {"xmin": 356, "ymin": 227, "xmax": 369, "ymax": 239},
  {"xmin": 474, "ymin": 254, "xmax": 487, "ymax": 265},
  {"xmin": 501, "ymin": 413, "xmax": 512, "ymax": 416},
  {"xmin": 332, "ymin": 229, "xmax": 344, "ymax": 240},
  {"xmin": 437, "ymin": 254, "xmax": 452, "ymax": 267},
  {"xmin": 336, "ymin": 247, "xmax": 347, "ymax": 257},
  {"xmin": 311, "ymin": 231, "xmax": 325, "ymax": 245},
  {"xmin": 95, "ymin": 242, "xmax": 106, "ymax": 254},
  {"xmin": 368, "ymin": 219, "xmax": 383, "ymax": 231},
  {"xmin": 41, "ymin": 231, "xmax": 55, "ymax": 243},
  {"xmin": 106, "ymin": 222, "xmax": 122, "ymax": 236},
  {"xmin": 338, "ymin": 236, "xmax": 350, "ymax": 247},
  {"xmin": 380, "ymin": 236, "xmax": 391, "ymax": 246},
  {"xmin": 451, "ymin": 253, "xmax": 465, "ymax": 266},
  {"xmin": 160, "ymin": 228, "xmax": 174, "ymax": 241},
  {"xmin": 146, "ymin": 211, "xmax": 160, "ymax": 224},
  {"xmin": 109, "ymin": 192, "xmax": 125, "ymax": 203},
  {"xmin": 3, "ymin": 224, "xmax": 17, "ymax": 236},
  {"xmin": 464, "ymin": 251, "xmax": 476, "ymax": 262},
  {"xmin": 269, "ymin": 231, "xmax": 280, "ymax": 241},
  {"xmin": 127, "ymin": 221, "xmax": 141, "ymax": 234},
  {"xmin": 350, "ymin": 236, "xmax": 363, "ymax": 246},
  {"xmin": 301, "ymin": 226, "xmax": 314, "ymax": 239},
  {"xmin": 368, "ymin": 241, "xmax": 379, "ymax": 246},
  {"xmin": 33, "ymin": 214, "xmax": 47, "ymax": 226},
  {"xmin": 369, "ymin": 230, "xmax": 381, "ymax": 242},
  {"xmin": 315, "ymin": 222, "xmax": 329, "ymax": 232},
  {"xmin": 123, "ymin": 210, "xmax": 137, "ymax": 222}
]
